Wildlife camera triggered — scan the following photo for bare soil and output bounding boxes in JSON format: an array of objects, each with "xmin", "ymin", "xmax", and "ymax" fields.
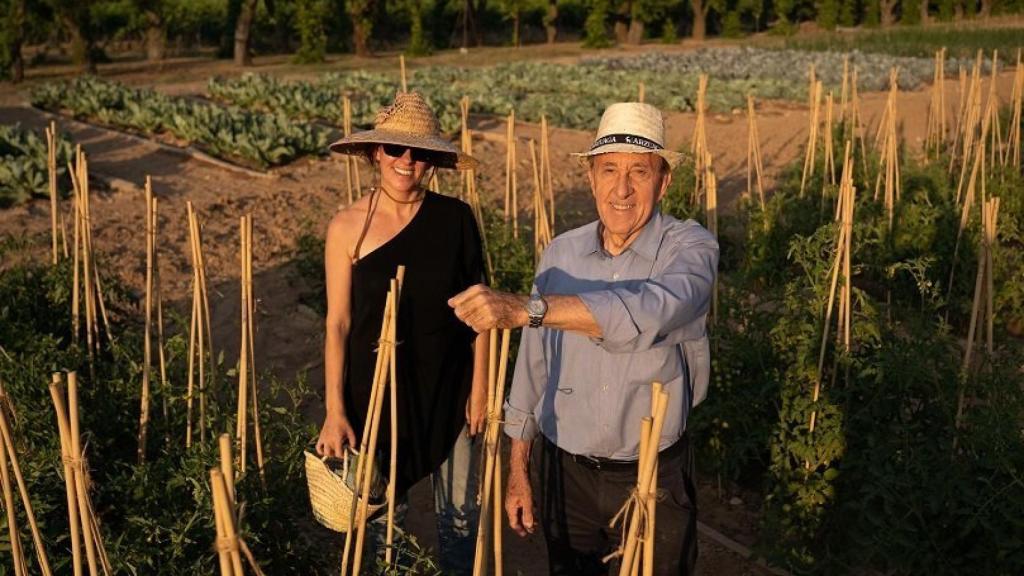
[{"xmin": 0, "ymin": 46, "xmax": 1018, "ymax": 575}]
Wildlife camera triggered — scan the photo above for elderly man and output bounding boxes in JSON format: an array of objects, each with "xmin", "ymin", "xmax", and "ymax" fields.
[{"xmin": 448, "ymin": 102, "xmax": 718, "ymax": 575}]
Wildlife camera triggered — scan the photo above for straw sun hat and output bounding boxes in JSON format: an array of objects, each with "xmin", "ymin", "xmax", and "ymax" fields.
[
  {"xmin": 572, "ymin": 102, "xmax": 684, "ymax": 170},
  {"xmin": 328, "ymin": 91, "xmax": 478, "ymax": 170}
]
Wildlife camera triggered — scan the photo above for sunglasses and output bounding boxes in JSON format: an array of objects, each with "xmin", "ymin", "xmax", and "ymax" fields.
[{"xmin": 382, "ymin": 144, "xmax": 435, "ymax": 164}]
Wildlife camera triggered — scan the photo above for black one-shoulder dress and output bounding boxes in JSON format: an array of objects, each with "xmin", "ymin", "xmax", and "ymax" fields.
[{"xmin": 343, "ymin": 191, "xmax": 484, "ymax": 496}]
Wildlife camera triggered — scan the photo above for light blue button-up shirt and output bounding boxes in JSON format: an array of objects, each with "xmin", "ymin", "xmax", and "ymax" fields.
[{"xmin": 503, "ymin": 209, "xmax": 719, "ymax": 460}]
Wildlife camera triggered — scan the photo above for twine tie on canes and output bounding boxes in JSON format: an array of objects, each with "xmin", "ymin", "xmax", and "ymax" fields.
[
  {"xmin": 603, "ymin": 488, "xmax": 654, "ymax": 564},
  {"xmin": 215, "ymin": 536, "xmax": 240, "ymax": 554}
]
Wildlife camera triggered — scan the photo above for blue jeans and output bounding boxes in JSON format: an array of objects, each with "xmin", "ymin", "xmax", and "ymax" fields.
[{"xmin": 367, "ymin": 427, "xmax": 480, "ymax": 575}]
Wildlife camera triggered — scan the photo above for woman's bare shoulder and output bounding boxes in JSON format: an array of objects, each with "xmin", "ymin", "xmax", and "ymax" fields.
[{"xmin": 327, "ymin": 193, "xmax": 373, "ymax": 241}]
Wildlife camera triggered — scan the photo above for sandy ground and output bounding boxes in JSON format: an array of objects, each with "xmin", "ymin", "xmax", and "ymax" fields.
[{"xmin": 0, "ymin": 48, "xmax": 1019, "ymax": 574}]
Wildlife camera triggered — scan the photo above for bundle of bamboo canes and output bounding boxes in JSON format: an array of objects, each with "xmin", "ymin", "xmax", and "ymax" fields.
[
  {"xmin": 953, "ymin": 197, "xmax": 1000, "ymax": 453},
  {"xmin": 49, "ymin": 371, "xmax": 112, "ymax": 576},
  {"xmin": 980, "ymin": 52, "xmax": 1004, "ymax": 169},
  {"xmin": 46, "ymin": 121, "xmax": 65, "ymax": 264},
  {"xmin": 504, "ymin": 109, "xmax": 519, "ymax": 238},
  {"xmin": 0, "ymin": 377, "xmax": 53, "ymax": 576},
  {"xmin": 745, "ymin": 95, "xmax": 766, "ymax": 212},
  {"xmin": 873, "ymin": 69, "xmax": 901, "ymax": 232},
  {"xmin": 236, "ymin": 215, "xmax": 266, "ymax": 485},
  {"xmin": 186, "ymin": 201, "xmax": 214, "ymax": 448},
  {"xmin": 341, "ymin": 94, "xmax": 362, "ymax": 205},
  {"xmin": 460, "ymin": 96, "xmax": 493, "ymax": 279},
  {"xmin": 68, "ymin": 147, "xmax": 113, "ymax": 369},
  {"xmin": 691, "ymin": 74, "xmax": 709, "ymax": 207},
  {"xmin": 137, "ymin": 177, "xmax": 168, "ymax": 463},
  {"xmin": 1007, "ymin": 50, "xmax": 1023, "ymax": 168},
  {"xmin": 799, "ymin": 80, "xmax": 823, "ymax": 197},
  {"xmin": 529, "ymin": 139, "xmax": 553, "ymax": 262},
  {"xmin": 950, "ymin": 52, "xmax": 984, "ymax": 194},
  {"xmin": 925, "ymin": 49, "xmax": 948, "ymax": 160},
  {"xmin": 809, "ymin": 149, "xmax": 856, "ymax": 436},
  {"xmin": 606, "ymin": 383, "xmax": 669, "ymax": 576},
  {"xmin": 211, "ymin": 435, "xmax": 265, "ymax": 576},
  {"xmin": 472, "ymin": 328, "xmax": 512, "ymax": 576},
  {"xmin": 341, "ymin": 267, "xmax": 404, "ymax": 576}
]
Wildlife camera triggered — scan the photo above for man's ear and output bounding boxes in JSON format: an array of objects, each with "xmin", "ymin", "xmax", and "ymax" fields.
[
  {"xmin": 586, "ymin": 160, "xmax": 597, "ymax": 197},
  {"xmin": 656, "ymin": 160, "xmax": 673, "ymax": 203}
]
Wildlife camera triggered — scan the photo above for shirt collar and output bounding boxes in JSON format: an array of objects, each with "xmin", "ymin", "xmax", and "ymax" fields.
[{"xmin": 585, "ymin": 209, "xmax": 664, "ymax": 261}]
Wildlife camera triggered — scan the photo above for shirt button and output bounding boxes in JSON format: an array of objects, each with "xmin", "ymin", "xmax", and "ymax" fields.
[{"xmin": 612, "ymin": 272, "xmax": 620, "ymax": 280}]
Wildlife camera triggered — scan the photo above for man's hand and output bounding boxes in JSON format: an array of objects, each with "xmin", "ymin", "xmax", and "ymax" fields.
[
  {"xmin": 448, "ymin": 284, "xmax": 529, "ymax": 332},
  {"xmin": 506, "ymin": 438, "xmax": 535, "ymax": 537}
]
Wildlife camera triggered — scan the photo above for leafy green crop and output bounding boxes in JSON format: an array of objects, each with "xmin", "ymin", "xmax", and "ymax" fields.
[
  {"xmin": 0, "ymin": 123, "xmax": 74, "ymax": 207},
  {"xmin": 30, "ymin": 77, "xmax": 329, "ymax": 170}
]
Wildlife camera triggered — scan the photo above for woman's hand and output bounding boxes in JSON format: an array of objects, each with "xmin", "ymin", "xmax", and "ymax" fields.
[
  {"xmin": 466, "ymin": 383, "xmax": 488, "ymax": 437},
  {"xmin": 316, "ymin": 412, "xmax": 357, "ymax": 458}
]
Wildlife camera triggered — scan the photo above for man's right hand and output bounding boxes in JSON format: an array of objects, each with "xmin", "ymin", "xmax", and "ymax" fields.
[
  {"xmin": 506, "ymin": 439, "xmax": 535, "ymax": 537},
  {"xmin": 316, "ymin": 412, "xmax": 357, "ymax": 458}
]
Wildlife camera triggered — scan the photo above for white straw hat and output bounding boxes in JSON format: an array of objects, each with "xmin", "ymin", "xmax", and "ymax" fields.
[
  {"xmin": 572, "ymin": 102, "xmax": 683, "ymax": 169},
  {"xmin": 329, "ymin": 91, "xmax": 478, "ymax": 170}
]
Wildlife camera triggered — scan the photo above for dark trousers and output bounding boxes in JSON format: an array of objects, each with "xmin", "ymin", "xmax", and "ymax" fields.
[{"xmin": 532, "ymin": 434, "xmax": 698, "ymax": 576}]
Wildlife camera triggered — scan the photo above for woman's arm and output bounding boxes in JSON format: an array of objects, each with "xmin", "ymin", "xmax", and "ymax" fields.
[{"xmin": 316, "ymin": 211, "xmax": 358, "ymax": 458}]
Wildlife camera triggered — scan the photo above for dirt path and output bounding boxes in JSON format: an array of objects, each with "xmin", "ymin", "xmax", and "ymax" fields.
[{"xmin": 0, "ymin": 61, "xmax": 1019, "ymax": 574}]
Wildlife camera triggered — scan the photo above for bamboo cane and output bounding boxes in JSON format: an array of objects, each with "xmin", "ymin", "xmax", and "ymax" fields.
[
  {"xmin": 824, "ymin": 91, "xmax": 836, "ymax": 187},
  {"xmin": 47, "ymin": 121, "xmax": 59, "ymax": 265},
  {"xmin": 220, "ymin": 433, "xmax": 235, "ymax": 506},
  {"xmin": 1006, "ymin": 50, "xmax": 1022, "ymax": 168},
  {"xmin": 637, "ymin": 82, "xmax": 645, "ymax": 103},
  {"xmin": 839, "ymin": 56, "xmax": 849, "ymax": 125},
  {"xmin": 800, "ymin": 81, "xmax": 822, "ymax": 197},
  {"xmin": 71, "ymin": 162, "xmax": 81, "ymax": 346},
  {"xmin": 50, "ymin": 373, "xmax": 83, "ymax": 576},
  {"xmin": 642, "ymin": 383, "xmax": 662, "ymax": 576},
  {"xmin": 246, "ymin": 217, "xmax": 265, "ymax": 486},
  {"xmin": 691, "ymin": 75, "xmax": 708, "ymax": 207},
  {"xmin": 67, "ymin": 372, "xmax": 99, "ymax": 576},
  {"xmin": 138, "ymin": 177, "xmax": 155, "ymax": 463},
  {"xmin": 0, "ymin": 417, "xmax": 28, "ymax": 576},
  {"xmin": 153, "ymin": 196, "xmax": 169, "ymax": 445},
  {"xmin": 746, "ymin": 95, "xmax": 766, "ymax": 211},
  {"xmin": 705, "ymin": 156, "xmax": 718, "ymax": 325},
  {"xmin": 186, "ymin": 202, "xmax": 213, "ymax": 444},
  {"xmin": 948, "ymin": 140, "xmax": 986, "ymax": 300},
  {"xmin": 385, "ymin": 269, "xmax": 410, "ymax": 565},
  {"xmin": 211, "ymin": 469, "xmax": 245, "ymax": 575},
  {"xmin": 400, "ymin": 55, "xmax": 408, "ymax": 93},
  {"xmin": 541, "ymin": 115, "xmax": 555, "ymax": 234},
  {"xmin": 237, "ymin": 217, "xmax": 250, "ymax": 474},
  {"xmin": 504, "ymin": 110, "xmax": 518, "ymax": 236},
  {"xmin": 616, "ymin": 389, "xmax": 668, "ymax": 576}
]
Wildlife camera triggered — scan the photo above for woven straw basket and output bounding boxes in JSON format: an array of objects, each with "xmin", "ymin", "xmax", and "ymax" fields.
[{"xmin": 305, "ymin": 449, "xmax": 386, "ymax": 533}]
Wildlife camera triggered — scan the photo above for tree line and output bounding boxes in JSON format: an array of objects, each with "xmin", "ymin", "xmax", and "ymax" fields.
[{"xmin": 1, "ymin": 0, "xmax": 1023, "ymax": 81}]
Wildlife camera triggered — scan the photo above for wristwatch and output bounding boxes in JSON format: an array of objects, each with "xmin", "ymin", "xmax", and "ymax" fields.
[{"xmin": 525, "ymin": 294, "xmax": 548, "ymax": 328}]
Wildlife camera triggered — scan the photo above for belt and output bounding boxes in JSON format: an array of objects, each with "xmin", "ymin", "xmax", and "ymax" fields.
[{"xmin": 549, "ymin": 433, "xmax": 687, "ymax": 472}]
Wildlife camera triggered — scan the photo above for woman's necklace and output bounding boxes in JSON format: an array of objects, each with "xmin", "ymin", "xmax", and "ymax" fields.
[{"xmin": 378, "ymin": 185, "xmax": 425, "ymax": 205}]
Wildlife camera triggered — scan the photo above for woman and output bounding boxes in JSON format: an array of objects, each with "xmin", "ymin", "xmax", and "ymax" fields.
[{"xmin": 315, "ymin": 91, "xmax": 488, "ymax": 573}]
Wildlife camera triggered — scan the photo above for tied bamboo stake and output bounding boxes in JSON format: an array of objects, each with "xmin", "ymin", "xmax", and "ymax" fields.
[
  {"xmin": 873, "ymin": 69, "xmax": 901, "ymax": 233},
  {"xmin": 980, "ymin": 52, "xmax": 1004, "ymax": 170},
  {"xmin": 951, "ymin": 52, "xmax": 984, "ymax": 191},
  {"xmin": 691, "ymin": 75, "xmax": 709, "ymax": 207},
  {"xmin": 471, "ymin": 328, "xmax": 512, "ymax": 576},
  {"xmin": 341, "ymin": 94, "xmax": 361, "ymax": 205},
  {"xmin": 210, "ymin": 468, "xmax": 266, "ymax": 576},
  {"xmin": 746, "ymin": 95, "xmax": 766, "ymax": 212},
  {"xmin": 186, "ymin": 202, "xmax": 214, "ymax": 447},
  {"xmin": 1006, "ymin": 50, "xmax": 1022, "ymax": 168},
  {"xmin": 954, "ymin": 197, "xmax": 1000, "ymax": 452},
  {"xmin": 0, "ymin": 381, "xmax": 54, "ymax": 576},
  {"xmin": 50, "ymin": 374, "xmax": 83, "ymax": 576},
  {"xmin": 343, "ymin": 267, "xmax": 405, "ymax": 576},
  {"xmin": 153, "ymin": 195, "xmax": 169, "ymax": 446},
  {"xmin": 799, "ymin": 80, "xmax": 823, "ymax": 197},
  {"xmin": 529, "ymin": 139, "xmax": 552, "ymax": 262},
  {"xmin": 926, "ymin": 49, "xmax": 948, "ymax": 160},
  {"xmin": 504, "ymin": 109, "xmax": 519, "ymax": 238},
  {"xmin": 237, "ymin": 215, "xmax": 266, "ymax": 485},
  {"xmin": 0, "ymin": 387, "xmax": 28, "ymax": 576},
  {"xmin": 460, "ymin": 96, "xmax": 493, "ymax": 280},
  {"xmin": 607, "ymin": 386, "xmax": 669, "ymax": 576},
  {"xmin": 138, "ymin": 177, "xmax": 156, "ymax": 463},
  {"xmin": 704, "ymin": 153, "xmax": 718, "ymax": 325},
  {"xmin": 823, "ymin": 91, "xmax": 836, "ymax": 187},
  {"xmin": 808, "ymin": 173, "xmax": 856, "ymax": 436},
  {"xmin": 540, "ymin": 115, "xmax": 555, "ymax": 235},
  {"xmin": 46, "ymin": 121, "xmax": 59, "ymax": 265},
  {"xmin": 848, "ymin": 67, "xmax": 869, "ymax": 184},
  {"xmin": 51, "ymin": 372, "xmax": 112, "ymax": 576}
]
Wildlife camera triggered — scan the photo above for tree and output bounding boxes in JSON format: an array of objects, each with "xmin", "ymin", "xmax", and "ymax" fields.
[
  {"xmin": 139, "ymin": 1, "xmax": 167, "ymax": 61},
  {"xmin": 406, "ymin": 0, "xmax": 430, "ymax": 54},
  {"xmin": 816, "ymin": 0, "xmax": 838, "ymax": 28},
  {"xmin": 880, "ymin": 0, "xmax": 897, "ymax": 25},
  {"xmin": 498, "ymin": 0, "xmax": 526, "ymax": 47},
  {"xmin": 543, "ymin": 0, "xmax": 557, "ymax": 43},
  {"xmin": 294, "ymin": 0, "xmax": 328, "ymax": 62},
  {"xmin": 233, "ymin": 0, "xmax": 257, "ymax": 65},
  {"xmin": 1, "ymin": 0, "xmax": 26, "ymax": 81},
  {"xmin": 691, "ymin": 0, "xmax": 722, "ymax": 40},
  {"xmin": 49, "ymin": 1, "xmax": 98, "ymax": 72},
  {"xmin": 584, "ymin": 0, "xmax": 612, "ymax": 47},
  {"xmin": 347, "ymin": 0, "xmax": 374, "ymax": 55}
]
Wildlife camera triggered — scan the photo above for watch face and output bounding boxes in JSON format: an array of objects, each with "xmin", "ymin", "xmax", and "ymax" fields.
[{"xmin": 527, "ymin": 296, "xmax": 546, "ymax": 316}]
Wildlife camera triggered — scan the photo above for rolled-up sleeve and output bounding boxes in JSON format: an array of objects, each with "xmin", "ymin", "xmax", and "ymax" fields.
[
  {"xmin": 577, "ymin": 226, "xmax": 719, "ymax": 354},
  {"xmin": 503, "ymin": 323, "xmax": 544, "ymax": 441}
]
